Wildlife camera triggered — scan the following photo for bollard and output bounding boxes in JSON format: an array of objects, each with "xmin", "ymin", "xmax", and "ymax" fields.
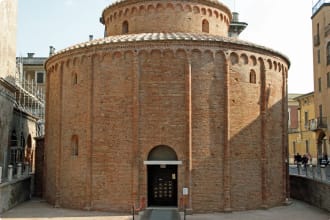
[
  {"xmin": 320, "ymin": 167, "xmax": 326, "ymax": 180},
  {"xmin": 17, "ymin": 163, "xmax": 22, "ymax": 178},
  {"xmin": 0, "ymin": 166, "xmax": 2, "ymax": 183},
  {"xmin": 308, "ymin": 164, "xmax": 313, "ymax": 178},
  {"xmin": 8, "ymin": 165, "xmax": 13, "ymax": 181}
]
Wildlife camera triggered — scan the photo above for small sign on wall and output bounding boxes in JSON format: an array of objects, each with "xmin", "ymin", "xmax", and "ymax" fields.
[{"xmin": 183, "ymin": 187, "xmax": 189, "ymax": 195}]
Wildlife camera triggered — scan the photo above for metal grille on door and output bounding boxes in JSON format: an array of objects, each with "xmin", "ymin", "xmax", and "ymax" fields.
[{"xmin": 153, "ymin": 178, "xmax": 173, "ymax": 199}]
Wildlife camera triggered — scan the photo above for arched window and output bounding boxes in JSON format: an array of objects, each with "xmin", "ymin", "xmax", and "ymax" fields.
[
  {"xmin": 202, "ymin": 19, "xmax": 209, "ymax": 33},
  {"xmin": 250, "ymin": 70, "xmax": 256, "ymax": 84},
  {"xmin": 71, "ymin": 135, "xmax": 79, "ymax": 156},
  {"xmin": 72, "ymin": 72, "xmax": 78, "ymax": 85},
  {"xmin": 25, "ymin": 134, "xmax": 33, "ymax": 166},
  {"xmin": 122, "ymin": 20, "xmax": 129, "ymax": 34},
  {"xmin": 148, "ymin": 145, "xmax": 178, "ymax": 161}
]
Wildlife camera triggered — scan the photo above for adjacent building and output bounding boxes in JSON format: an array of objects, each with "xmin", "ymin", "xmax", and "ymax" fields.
[
  {"xmin": 45, "ymin": 0, "xmax": 290, "ymax": 213},
  {"xmin": 288, "ymin": 93, "xmax": 317, "ymax": 164},
  {"xmin": 311, "ymin": 0, "xmax": 330, "ymax": 161},
  {"xmin": 0, "ymin": 0, "xmax": 45, "ymax": 213}
]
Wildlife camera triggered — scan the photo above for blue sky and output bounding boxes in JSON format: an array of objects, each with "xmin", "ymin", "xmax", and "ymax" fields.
[{"xmin": 17, "ymin": 0, "xmax": 315, "ymax": 94}]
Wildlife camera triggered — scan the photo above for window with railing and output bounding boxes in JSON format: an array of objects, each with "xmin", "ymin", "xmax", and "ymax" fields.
[{"xmin": 309, "ymin": 117, "xmax": 327, "ymax": 130}]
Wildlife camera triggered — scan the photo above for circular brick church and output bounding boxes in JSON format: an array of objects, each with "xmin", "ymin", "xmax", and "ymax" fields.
[{"xmin": 44, "ymin": 0, "xmax": 290, "ymax": 213}]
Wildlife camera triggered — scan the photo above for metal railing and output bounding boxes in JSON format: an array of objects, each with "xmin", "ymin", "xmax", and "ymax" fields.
[
  {"xmin": 289, "ymin": 163, "xmax": 329, "ymax": 182},
  {"xmin": 309, "ymin": 117, "xmax": 327, "ymax": 130}
]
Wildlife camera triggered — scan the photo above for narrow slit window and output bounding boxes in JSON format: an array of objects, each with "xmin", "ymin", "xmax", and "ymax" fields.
[
  {"xmin": 72, "ymin": 72, "xmax": 78, "ymax": 85},
  {"xmin": 71, "ymin": 135, "xmax": 79, "ymax": 156}
]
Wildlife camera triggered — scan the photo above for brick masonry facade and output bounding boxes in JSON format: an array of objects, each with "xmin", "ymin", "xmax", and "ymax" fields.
[{"xmin": 44, "ymin": 0, "xmax": 290, "ymax": 213}]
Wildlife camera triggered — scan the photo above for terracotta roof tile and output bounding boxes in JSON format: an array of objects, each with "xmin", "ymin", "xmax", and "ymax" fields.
[{"xmin": 52, "ymin": 32, "xmax": 289, "ymax": 64}]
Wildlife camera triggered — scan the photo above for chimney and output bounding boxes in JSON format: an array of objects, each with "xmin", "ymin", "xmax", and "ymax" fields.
[
  {"xmin": 49, "ymin": 46, "xmax": 55, "ymax": 56},
  {"xmin": 228, "ymin": 12, "xmax": 248, "ymax": 38},
  {"xmin": 89, "ymin": 35, "xmax": 94, "ymax": 41},
  {"xmin": 232, "ymin": 12, "xmax": 239, "ymax": 23},
  {"xmin": 27, "ymin": 53, "xmax": 35, "ymax": 58}
]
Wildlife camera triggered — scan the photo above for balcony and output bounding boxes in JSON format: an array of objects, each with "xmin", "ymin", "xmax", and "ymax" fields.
[
  {"xmin": 309, "ymin": 117, "xmax": 327, "ymax": 130},
  {"xmin": 314, "ymin": 35, "xmax": 320, "ymax": 47}
]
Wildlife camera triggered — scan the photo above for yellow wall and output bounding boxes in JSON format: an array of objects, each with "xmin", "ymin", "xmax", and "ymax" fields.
[{"xmin": 288, "ymin": 93, "xmax": 317, "ymax": 164}]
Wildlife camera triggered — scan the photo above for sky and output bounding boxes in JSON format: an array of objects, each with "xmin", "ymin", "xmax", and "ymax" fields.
[{"xmin": 17, "ymin": 0, "xmax": 315, "ymax": 94}]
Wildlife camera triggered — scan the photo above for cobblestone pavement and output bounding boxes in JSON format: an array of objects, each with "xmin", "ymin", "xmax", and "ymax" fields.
[{"xmin": 1, "ymin": 198, "xmax": 329, "ymax": 220}]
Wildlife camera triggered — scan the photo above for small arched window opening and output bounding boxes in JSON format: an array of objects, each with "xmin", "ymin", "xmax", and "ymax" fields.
[
  {"xmin": 250, "ymin": 70, "xmax": 256, "ymax": 84},
  {"xmin": 72, "ymin": 72, "xmax": 78, "ymax": 85},
  {"xmin": 71, "ymin": 135, "xmax": 79, "ymax": 156},
  {"xmin": 122, "ymin": 20, "xmax": 129, "ymax": 34},
  {"xmin": 202, "ymin": 19, "xmax": 209, "ymax": 33}
]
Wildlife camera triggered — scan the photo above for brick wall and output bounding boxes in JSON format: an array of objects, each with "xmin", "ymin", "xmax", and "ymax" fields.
[
  {"xmin": 290, "ymin": 175, "xmax": 330, "ymax": 212},
  {"xmin": 102, "ymin": 0, "xmax": 231, "ymax": 36},
  {"xmin": 45, "ymin": 40, "xmax": 289, "ymax": 212}
]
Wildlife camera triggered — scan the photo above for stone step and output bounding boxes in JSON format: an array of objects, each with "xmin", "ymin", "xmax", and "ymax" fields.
[{"xmin": 139, "ymin": 208, "xmax": 181, "ymax": 220}]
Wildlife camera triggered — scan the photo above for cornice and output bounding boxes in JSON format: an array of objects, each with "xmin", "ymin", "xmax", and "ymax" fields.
[
  {"xmin": 101, "ymin": 0, "xmax": 232, "ymax": 21},
  {"xmin": 45, "ymin": 33, "xmax": 290, "ymax": 68}
]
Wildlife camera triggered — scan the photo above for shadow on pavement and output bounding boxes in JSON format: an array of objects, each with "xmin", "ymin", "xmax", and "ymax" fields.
[{"xmin": 0, "ymin": 198, "xmax": 132, "ymax": 219}]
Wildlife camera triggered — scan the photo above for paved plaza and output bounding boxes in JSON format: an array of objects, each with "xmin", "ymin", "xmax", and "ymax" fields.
[{"xmin": 0, "ymin": 198, "xmax": 329, "ymax": 220}]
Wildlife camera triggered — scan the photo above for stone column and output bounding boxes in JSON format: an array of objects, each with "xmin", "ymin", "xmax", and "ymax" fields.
[
  {"xmin": 0, "ymin": 166, "xmax": 2, "ymax": 183},
  {"xmin": 8, "ymin": 165, "xmax": 13, "ymax": 181},
  {"xmin": 17, "ymin": 163, "xmax": 22, "ymax": 178}
]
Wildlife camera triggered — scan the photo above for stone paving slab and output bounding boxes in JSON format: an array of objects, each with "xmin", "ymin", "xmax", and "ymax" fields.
[
  {"xmin": 0, "ymin": 198, "xmax": 329, "ymax": 220},
  {"xmin": 140, "ymin": 209, "xmax": 180, "ymax": 220},
  {"xmin": 185, "ymin": 200, "xmax": 330, "ymax": 220}
]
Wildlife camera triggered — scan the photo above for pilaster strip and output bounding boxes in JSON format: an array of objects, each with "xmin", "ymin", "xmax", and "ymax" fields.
[
  {"xmin": 223, "ymin": 58, "xmax": 231, "ymax": 211},
  {"xmin": 132, "ymin": 51, "xmax": 140, "ymax": 206},
  {"xmin": 55, "ymin": 63, "xmax": 64, "ymax": 207},
  {"xmin": 282, "ymin": 71, "xmax": 289, "ymax": 200},
  {"xmin": 260, "ymin": 61, "xmax": 267, "ymax": 208}
]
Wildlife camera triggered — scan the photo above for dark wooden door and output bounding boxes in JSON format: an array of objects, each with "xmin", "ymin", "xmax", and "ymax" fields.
[{"xmin": 148, "ymin": 165, "xmax": 177, "ymax": 206}]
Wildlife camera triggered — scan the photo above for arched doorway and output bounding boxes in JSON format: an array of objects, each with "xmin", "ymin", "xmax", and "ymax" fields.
[{"xmin": 145, "ymin": 145, "xmax": 181, "ymax": 207}]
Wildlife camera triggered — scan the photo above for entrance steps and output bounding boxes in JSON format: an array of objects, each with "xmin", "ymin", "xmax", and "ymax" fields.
[{"xmin": 139, "ymin": 208, "xmax": 181, "ymax": 220}]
